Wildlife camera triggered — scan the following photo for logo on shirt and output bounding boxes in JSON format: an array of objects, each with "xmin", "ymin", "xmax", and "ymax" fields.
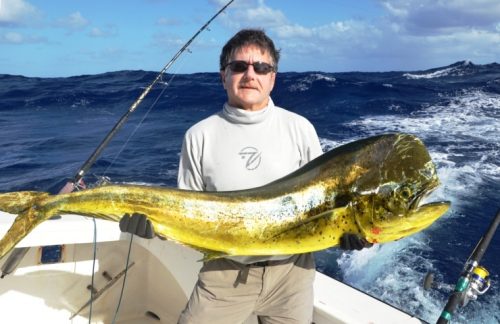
[{"xmin": 239, "ymin": 147, "xmax": 261, "ymax": 170}]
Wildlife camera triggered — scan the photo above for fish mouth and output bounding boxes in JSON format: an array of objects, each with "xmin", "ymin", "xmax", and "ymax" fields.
[
  {"xmin": 366, "ymin": 201, "xmax": 450, "ymax": 243},
  {"xmin": 404, "ymin": 201, "xmax": 450, "ymax": 229},
  {"xmin": 408, "ymin": 188, "xmax": 430, "ymax": 211},
  {"xmin": 408, "ymin": 179, "xmax": 440, "ymax": 211}
]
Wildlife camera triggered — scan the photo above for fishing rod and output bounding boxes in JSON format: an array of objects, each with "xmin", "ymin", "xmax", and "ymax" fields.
[
  {"xmin": 60, "ymin": 0, "xmax": 235, "ymax": 193},
  {"xmin": 1, "ymin": 0, "xmax": 235, "ymax": 278},
  {"xmin": 65, "ymin": 2, "xmax": 235, "ymax": 322},
  {"xmin": 0, "ymin": 0, "xmax": 235, "ymax": 311},
  {"xmin": 435, "ymin": 208, "xmax": 499, "ymax": 323}
]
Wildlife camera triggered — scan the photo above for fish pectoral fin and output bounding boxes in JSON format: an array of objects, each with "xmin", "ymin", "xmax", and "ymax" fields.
[
  {"xmin": 201, "ymin": 250, "xmax": 228, "ymax": 262},
  {"xmin": 154, "ymin": 235, "xmax": 228, "ymax": 262},
  {"xmin": 293, "ymin": 209, "xmax": 338, "ymax": 227},
  {"xmin": 188, "ymin": 245, "xmax": 227, "ymax": 261}
]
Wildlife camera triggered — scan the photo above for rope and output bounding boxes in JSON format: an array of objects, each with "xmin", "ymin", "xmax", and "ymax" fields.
[
  {"xmin": 81, "ymin": 1, "xmax": 235, "ymax": 322},
  {"xmin": 111, "ymin": 234, "xmax": 134, "ymax": 324},
  {"xmin": 101, "ymin": 60, "xmax": 186, "ymax": 179},
  {"xmin": 89, "ymin": 217, "xmax": 97, "ymax": 324}
]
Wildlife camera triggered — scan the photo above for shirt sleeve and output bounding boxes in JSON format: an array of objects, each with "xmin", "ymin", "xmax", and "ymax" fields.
[
  {"xmin": 177, "ymin": 131, "xmax": 205, "ymax": 191},
  {"xmin": 300, "ymin": 119, "xmax": 323, "ymax": 166}
]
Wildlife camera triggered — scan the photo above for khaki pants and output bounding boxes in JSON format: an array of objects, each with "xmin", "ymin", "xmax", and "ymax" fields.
[{"xmin": 178, "ymin": 253, "xmax": 315, "ymax": 324}]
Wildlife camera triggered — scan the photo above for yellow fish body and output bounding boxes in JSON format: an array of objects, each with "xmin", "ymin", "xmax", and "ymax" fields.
[{"xmin": 0, "ymin": 133, "xmax": 450, "ymax": 259}]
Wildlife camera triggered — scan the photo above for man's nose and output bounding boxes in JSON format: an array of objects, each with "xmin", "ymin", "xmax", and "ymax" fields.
[{"xmin": 243, "ymin": 64, "xmax": 257, "ymax": 78}]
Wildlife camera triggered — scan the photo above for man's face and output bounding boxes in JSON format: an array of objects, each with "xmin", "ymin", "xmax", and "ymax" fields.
[{"xmin": 220, "ymin": 45, "xmax": 276, "ymax": 111}]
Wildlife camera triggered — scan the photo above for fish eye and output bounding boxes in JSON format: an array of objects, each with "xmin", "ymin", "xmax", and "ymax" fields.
[{"xmin": 400, "ymin": 187, "xmax": 412, "ymax": 199}]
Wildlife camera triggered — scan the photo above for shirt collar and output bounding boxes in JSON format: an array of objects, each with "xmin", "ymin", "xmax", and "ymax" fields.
[{"xmin": 223, "ymin": 98, "xmax": 274, "ymax": 124}]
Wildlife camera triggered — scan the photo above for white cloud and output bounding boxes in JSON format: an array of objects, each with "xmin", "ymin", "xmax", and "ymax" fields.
[
  {"xmin": 273, "ymin": 24, "xmax": 312, "ymax": 39},
  {"xmin": 382, "ymin": 1, "xmax": 409, "ymax": 18},
  {"xmin": 218, "ymin": 0, "xmax": 287, "ymax": 29},
  {"xmin": 0, "ymin": 30, "xmax": 45, "ymax": 43},
  {"xmin": 242, "ymin": 6, "xmax": 287, "ymax": 27},
  {"xmin": 89, "ymin": 27, "xmax": 104, "ymax": 37},
  {"xmin": 240, "ymin": 0, "xmax": 500, "ymax": 71},
  {"xmin": 2, "ymin": 31, "xmax": 22, "ymax": 42},
  {"xmin": 88, "ymin": 25, "xmax": 117, "ymax": 38},
  {"xmin": 145, "ymin": 0, "xmax": 499, "ymax": 72},
  {"xmin": 0, "ymin": 0, "xmax": 39, "ymax": 26},
  {"xmin": 55, "ymin": 11, "xmax": 89, "ymax": 31},
  {"xmin": 152, "ymin": 31, "xmax": 186, "ymax": 49},
  {"xmin": 215, "ymin": 1, "xmax": 388, "ymax": 70},
  {"xmin": 156, "ymin": 17, "xmax": 181, "ymax": 26},
  {"xmin": 380, "ymin": 0, "xmax": 500, "ymax": 34}
]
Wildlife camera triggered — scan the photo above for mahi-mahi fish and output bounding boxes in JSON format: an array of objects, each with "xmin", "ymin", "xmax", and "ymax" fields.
[{"xmin": 0, "ymin": 133, "xmax": 450, "ymax": 259}]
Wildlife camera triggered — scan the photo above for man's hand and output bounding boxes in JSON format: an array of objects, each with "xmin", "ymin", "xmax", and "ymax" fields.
[
  {"xmin": 339, "ymin": 233, "xmax": 373, "ymax": 250},
  {"xmin": 119, "ymin": 213, "xmax": 155, "ymax": 239}
]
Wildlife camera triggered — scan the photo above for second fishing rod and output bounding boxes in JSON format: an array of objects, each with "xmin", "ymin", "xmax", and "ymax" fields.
[{"xmin": 61, "ymin": 0, "xmax": 235, "ymax": 194}]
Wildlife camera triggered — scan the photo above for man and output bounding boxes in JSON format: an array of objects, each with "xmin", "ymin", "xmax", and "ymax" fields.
[
  {"xmin": 121, "ymin": 29, "xmax": 370, "ymax": 324},
  {"xmin": 176, "ymin": 29, "xmax": 322, "ymax": 324}
]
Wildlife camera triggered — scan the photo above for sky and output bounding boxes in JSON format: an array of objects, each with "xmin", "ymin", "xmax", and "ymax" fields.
[{"xmin": 1, "ymin": 0, "xmax": 499, "ymax": 77}]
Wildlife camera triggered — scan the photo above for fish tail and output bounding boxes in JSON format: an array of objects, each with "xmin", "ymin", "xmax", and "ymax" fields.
[
  {"xmin": 0, "ymin": 191, "xmax": 53, "ymax": 259},
  {"xmin": 0, "ymin": 191, "xmax": 50, "ymax": 214}
]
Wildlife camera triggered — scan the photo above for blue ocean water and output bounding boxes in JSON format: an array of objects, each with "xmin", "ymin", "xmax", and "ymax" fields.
[{"xmin": 1, "ymin": 61, "xmax": 499, "ymax": 323}]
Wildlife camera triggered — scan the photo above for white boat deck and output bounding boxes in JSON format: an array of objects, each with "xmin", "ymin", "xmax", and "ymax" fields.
[{"xmin": 0, "ymin": 212, "xmax": 422, "ymax": 323}]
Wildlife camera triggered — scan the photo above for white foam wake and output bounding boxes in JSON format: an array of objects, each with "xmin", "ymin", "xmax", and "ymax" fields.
[{"xmin": 334, "ymin": 88, "xmax": 500, "ymax": 323}]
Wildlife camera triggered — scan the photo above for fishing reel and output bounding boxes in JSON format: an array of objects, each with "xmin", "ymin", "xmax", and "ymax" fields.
[
  {"xmin": 434, "ymin": 209, "xmax": 499, "ymax": 324},
  {"xmin": 458, "ymin": 264, "xmax": 491, "ymax": 307},
  {"xmin": 424, "ymin": 262, "xmax": 491, "ymax": 307}
]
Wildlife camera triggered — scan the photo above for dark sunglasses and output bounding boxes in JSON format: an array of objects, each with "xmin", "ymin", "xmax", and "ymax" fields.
[{"xmin": 225, "ymin": 61, "xmax": 275, "ymax": 75}]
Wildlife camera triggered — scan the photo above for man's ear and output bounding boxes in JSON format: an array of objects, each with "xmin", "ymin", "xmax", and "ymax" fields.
[
  {"xmin": 270, "ymin": 71, "xmax": 276, "ymax": 91},
  {"xmin": 220, "ymin": 70, "xmax": 226, "ymax": 89}
]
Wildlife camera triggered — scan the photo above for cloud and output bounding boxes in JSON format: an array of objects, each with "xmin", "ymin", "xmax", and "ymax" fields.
[
  {"xmin": 218, "ymin": 0, "xmax": 373, "ymax": 46},
  {"xmin": 380, "ymin": 0, "xmax": 500, "ymax": 34},
  {"xmin": 218, "ymin": 0, "xmax": 287, "ymax": 29},
  {"xmin": 219, "ymin": 0, "xmax": 499, "ymax": 71},
  {"xmin": 156, "ymin": 17, "xmax": 181, "ymax": 26},
  {"xmin": 0, "ymin": 30, "xmax": 45, "ymax": 43},
  {"xmin": 0, "ymin": 0, "xmax": 39, "ymax": 26},
  {"xmin": 55, "ymin": 11, "xmax": 89, "ymax": 31},
  {"xmin": 273, "ymin": 24, "xmax": 313, "ymax": 39},
  {"xmin": 215, "ymin": 0, "xmax": 388, "ymax": 70},
  {"xmin": 88, "ymin": 25, "xmax": 117, "ymax": 38},
  {"xmin": 373, "ymin": 0, "xmax": 500, "ymax": 67},
  {"xmin": 152, "ymin": 32, "xmax": 186, "ymax": 49}
]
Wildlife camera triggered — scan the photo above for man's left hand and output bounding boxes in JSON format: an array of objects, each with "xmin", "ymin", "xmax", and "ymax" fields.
[
  {"xmin": 340, "ymin": 233, "xmax": 373, "ymax": 250},
  {"xmin": 119, "ymin": 213, "xmax": 155, "ymax": 239}
]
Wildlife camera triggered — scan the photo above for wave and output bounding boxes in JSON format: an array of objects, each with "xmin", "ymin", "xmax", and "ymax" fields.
[
  {"xmin": 346, "ymin": 89, "xmax": 499, "ymax": 208},
  {"xmin": 403, "ymin": 61, "xmax": 475, "ymax": 80},
  {"xmin": 1, "ymin": 63, "xmax": 499, "ymax": 322},
  {"xmin": 402, "ymin": 61, "xmax": 500, "ymax": 82},
  {"xmin": 338, "ymin": 87, "xmax": 500, "ymax": 323},
  {"xmin": 286, "ymin": 73, "xmax": 336, "ymax": 92}
]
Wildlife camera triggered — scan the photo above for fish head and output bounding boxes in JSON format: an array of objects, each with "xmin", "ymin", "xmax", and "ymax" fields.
[
  {"xmin": 355, "ymin": 200, "xmax": 450, "ymax": 244},
  {"xmin": 371, "ymin": 159, "xmax": 439, "ymax": 216},
  {"xmin": 352, "ymin": 134, "xmax": 450, "ymax": 243}
]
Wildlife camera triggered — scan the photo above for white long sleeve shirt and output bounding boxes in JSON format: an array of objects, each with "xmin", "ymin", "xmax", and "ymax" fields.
[{"xmin": 177, "ymin": 98, "xmax": 323, "ymax": 263}]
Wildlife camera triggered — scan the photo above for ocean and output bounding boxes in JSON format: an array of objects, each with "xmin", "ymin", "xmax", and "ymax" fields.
[{"xmin": 1, "ymin": 61, "xmax": 499, "ymax": 323}]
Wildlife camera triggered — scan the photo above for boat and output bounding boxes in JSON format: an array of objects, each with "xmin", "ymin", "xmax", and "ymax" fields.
[{"xmin": 0, "ymin": 211, "xmax": 423, "ymax": 323}]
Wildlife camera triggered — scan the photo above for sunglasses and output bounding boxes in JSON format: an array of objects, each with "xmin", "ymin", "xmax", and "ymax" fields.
[{"xmin": 224, "ymin": 61, "xmax": 276, "ymax": 75}]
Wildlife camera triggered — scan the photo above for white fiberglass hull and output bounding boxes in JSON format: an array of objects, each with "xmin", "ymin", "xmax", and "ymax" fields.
[{"xmin": 0, "ymin": 211, "xmax": 421, "ymax": 323}]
